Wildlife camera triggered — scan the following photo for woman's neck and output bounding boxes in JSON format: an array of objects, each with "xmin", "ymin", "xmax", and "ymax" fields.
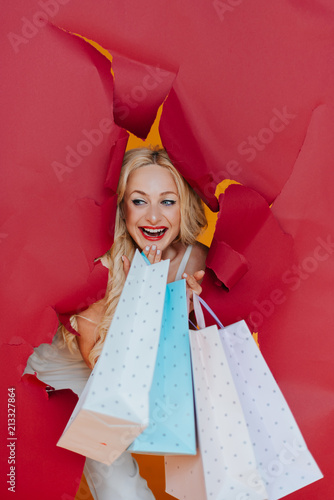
[{"xmin": 162, "ymin": 240, "xmax": 184, "ymax": 263}]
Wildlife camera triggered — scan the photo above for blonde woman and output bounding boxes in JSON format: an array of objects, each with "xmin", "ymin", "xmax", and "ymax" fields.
[{"xmin": 25, "ymin": 147, "xmax": 208, "ymax": 499}]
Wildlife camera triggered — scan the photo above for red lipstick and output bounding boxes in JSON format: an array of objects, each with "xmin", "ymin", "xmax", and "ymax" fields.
[{"xmin": 139, "ymin": 226, "xmax": 168, "ymax": 241}]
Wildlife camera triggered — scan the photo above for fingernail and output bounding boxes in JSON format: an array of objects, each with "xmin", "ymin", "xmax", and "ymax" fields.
[
  {"xmin": 145, "ymin": 246, "xmax": 150, "ymax": 251},
  {"xmin": 152, "ymin": 245, "xmax": 156, "ymax": 250},
  {"xmin": 183, "ymin": 273, "xmax": 188, "ymax": 278},
  {"xmin": 121, "ymin": 256, "xmax": 125, "ymax": 262},
  {"xmin": 157, "ymin": 249, "xmax": 161, "ymax": 255}
]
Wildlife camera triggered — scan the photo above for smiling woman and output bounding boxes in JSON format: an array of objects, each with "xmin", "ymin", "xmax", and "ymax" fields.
[
  {"xmin": 75, "ymin": 148, "xmax": 208, "ymax": 369},
  {"xmin": 123, "ymin": 164, "xmax": 181, "ymax": 251},
  {"xmin": 25, "ymin": 147, "xmax": 208, "ymax": 500},
  {"xmin": 116, "ymin": 148, "xmax": 208, "ymax": 285}
]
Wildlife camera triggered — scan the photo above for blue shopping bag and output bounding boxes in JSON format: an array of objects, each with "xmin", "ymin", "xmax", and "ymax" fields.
[{"xmin": 128, "ymin": 278, "xmax": 196, "ymax": 455}]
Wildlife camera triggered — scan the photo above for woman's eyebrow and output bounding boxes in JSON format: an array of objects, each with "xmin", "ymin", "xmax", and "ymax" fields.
[
  {"xmin": 129, "ymin": 190, "xmax": 178, "ymax": 196},
  {"xmin": 160, "ymin": 191, "xmax": 178, "ymax": 196},
  {"xmin": 130, "ymin": 190, "xmax": 147, "ymax": 196}
]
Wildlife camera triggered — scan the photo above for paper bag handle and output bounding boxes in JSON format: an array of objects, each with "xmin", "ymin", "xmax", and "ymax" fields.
[{"xmin": 193, "ymin": 293, "xmax": 225, "ymax": 330}]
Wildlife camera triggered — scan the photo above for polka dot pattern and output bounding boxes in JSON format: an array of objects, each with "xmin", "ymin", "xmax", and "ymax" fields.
[
  {"xmin": 219, "ymin": 320, "xmax": 323, "ymax": 499},
  {"xmin": 165, "ymin": 451, "xmax": 207, "ymax": 500},
  {"xmin": 59, "ymin": 250, "xmax": 169, "ymax": 464},
  {"xmin": 129, "ymin": 279, "xmax": 196, "ymax": 455},
  {"xmin": 189, "ymin": 325, "xmax": 267, "ymax": 499},
  {"xmin": 165, "ymin": 305, "xmax": 323, "ymax": 499}
]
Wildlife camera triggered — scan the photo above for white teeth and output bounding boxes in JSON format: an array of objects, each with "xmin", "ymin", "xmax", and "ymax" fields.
[{"xmin": 142, "ymin": 227, "xmax": 166, "ymax": 236}]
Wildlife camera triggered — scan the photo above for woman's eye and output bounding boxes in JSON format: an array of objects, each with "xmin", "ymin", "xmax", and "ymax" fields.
[
  {"xmin": 132, "ymin": 199, "xmax": 146, "ymax": 206},
  {"xmin": 161, "ymin": 199, "xmax": 176, "ymax": 206}
]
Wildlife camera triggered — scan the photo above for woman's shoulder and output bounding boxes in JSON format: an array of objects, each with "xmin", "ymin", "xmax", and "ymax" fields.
[
  {"xmin": 191, "ymin": 241, "xmax": 209, "ymax": 260},
  {"xmin": 186, "ymin": 241, "xmax": 209, "ymax": 274},
  {"xmin": 76, "ymin": 298, "xmax": 106, "ymax": 327}
]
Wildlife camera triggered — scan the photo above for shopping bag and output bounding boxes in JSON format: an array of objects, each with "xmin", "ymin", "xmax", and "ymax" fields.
[
  {"xmin": 189, "ymin": 304, "xmax": 268, "ymax": 500},
  {"xmin": 165, "ymin": 450, "xmax": 207, "ymax": 500},
  {"xmin": 166, "ymin": 294, "xmax": 323, "ymax": 500},
  {"xmin": 211, "ymin": 302, "xmax": 323, "ymax": 499},
  {"xmin": 57, "ymin": 250, "xmax": 169, "ymax": 465},
  {"xmin": 128, "ymin": 278, "xmax": 196, "ymax": 455}
]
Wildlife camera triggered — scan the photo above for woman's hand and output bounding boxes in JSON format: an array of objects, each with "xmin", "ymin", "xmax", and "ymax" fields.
[
  {"xmin": 143, "ymin": 244, "xmax": 162, "ymax": 264},
  {"xmin": 121, "ymin": 255, "xmax": 131, "ymax": 278},
  {"xmin": 183, "ymin": 270, "xmax": 205, "ymax": 311}
]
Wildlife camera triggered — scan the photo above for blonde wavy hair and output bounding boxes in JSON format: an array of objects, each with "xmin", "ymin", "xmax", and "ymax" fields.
[{"xmin": 61, "ymin": 147, "xmax": 207, "ymax": 367}]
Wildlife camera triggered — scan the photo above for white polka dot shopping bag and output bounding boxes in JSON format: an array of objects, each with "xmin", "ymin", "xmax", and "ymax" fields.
[
  {"xmin": 57, "ymin": 250, "xmax": 169, "ymax": 465},
  {"xmin": 165, "ymin": 294, "xmax": 323, "ymax": 500}
]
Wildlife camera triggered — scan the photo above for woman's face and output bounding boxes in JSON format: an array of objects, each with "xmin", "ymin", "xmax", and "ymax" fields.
[{"xmin": 123, "ymin": 164, "xmax": 181, "ymax": 253}]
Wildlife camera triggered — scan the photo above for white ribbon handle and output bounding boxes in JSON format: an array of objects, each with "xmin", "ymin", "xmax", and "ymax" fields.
[
  {"xmin": 192, "ymin": 293, "xmax": 225, "ymax": 330},
  {"xmin": 193, "ymin": 293, "xmax": 206, "ymax": 330}
]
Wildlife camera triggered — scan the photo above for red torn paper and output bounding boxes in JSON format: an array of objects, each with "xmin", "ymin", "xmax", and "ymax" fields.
[
  {"xmin": 1, "ymin": 8, "xmax": 127, "ymax": 498},
  {"xmin": 2, "ymin": 0, "xmax": 334, "ymax": 498},
  {"xmin": 18, "ymin": 374, "xmax": 85, "ymax": 499},
  {"xmin": 112, "ymin": 53, "xmax": 177, "ymax": 139},
  {"xmin": 266, "ymin": 104, "xmax": 334, "ymax": 499},
  {"xmin": 201, "ymin": 184, "xmax": 294, "ymax": 327},
  {"xmin": 1, "ymin": 3, "xmax": 175, "ymax": 497},
  {"xmin": 51, "ymin": 0, "xmax": 334, "ymax": 209}
]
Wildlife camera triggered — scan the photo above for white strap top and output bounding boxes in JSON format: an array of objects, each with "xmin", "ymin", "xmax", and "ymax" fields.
[
  {"xmin": 75, "ymin": 315, "xmax": 98, "ymax": 325},
  {"xmin": 175, "ymin": 245, "xmax": 193, "ymax": 281}
]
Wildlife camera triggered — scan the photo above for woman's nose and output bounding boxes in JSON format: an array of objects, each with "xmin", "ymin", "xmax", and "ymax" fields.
[{"xmin": 146, "ymin": 205, "xmax": 160, "ymax": 224}]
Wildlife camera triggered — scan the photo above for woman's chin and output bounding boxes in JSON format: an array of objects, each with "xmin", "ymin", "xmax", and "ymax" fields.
[{"xmin": 136, "ymin": 233, "xmax": 169, "ymax": 250}]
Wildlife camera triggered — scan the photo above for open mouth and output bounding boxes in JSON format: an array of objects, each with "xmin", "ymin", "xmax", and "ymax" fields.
[{"xmin": 139, "ymin": 226, "xmax": 168, "ymax": 240}]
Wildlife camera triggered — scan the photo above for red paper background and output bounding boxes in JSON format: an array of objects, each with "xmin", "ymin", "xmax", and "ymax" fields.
[{"xmin": 1, "ymin": 0, "xmax": 334, "ymax": 498}]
